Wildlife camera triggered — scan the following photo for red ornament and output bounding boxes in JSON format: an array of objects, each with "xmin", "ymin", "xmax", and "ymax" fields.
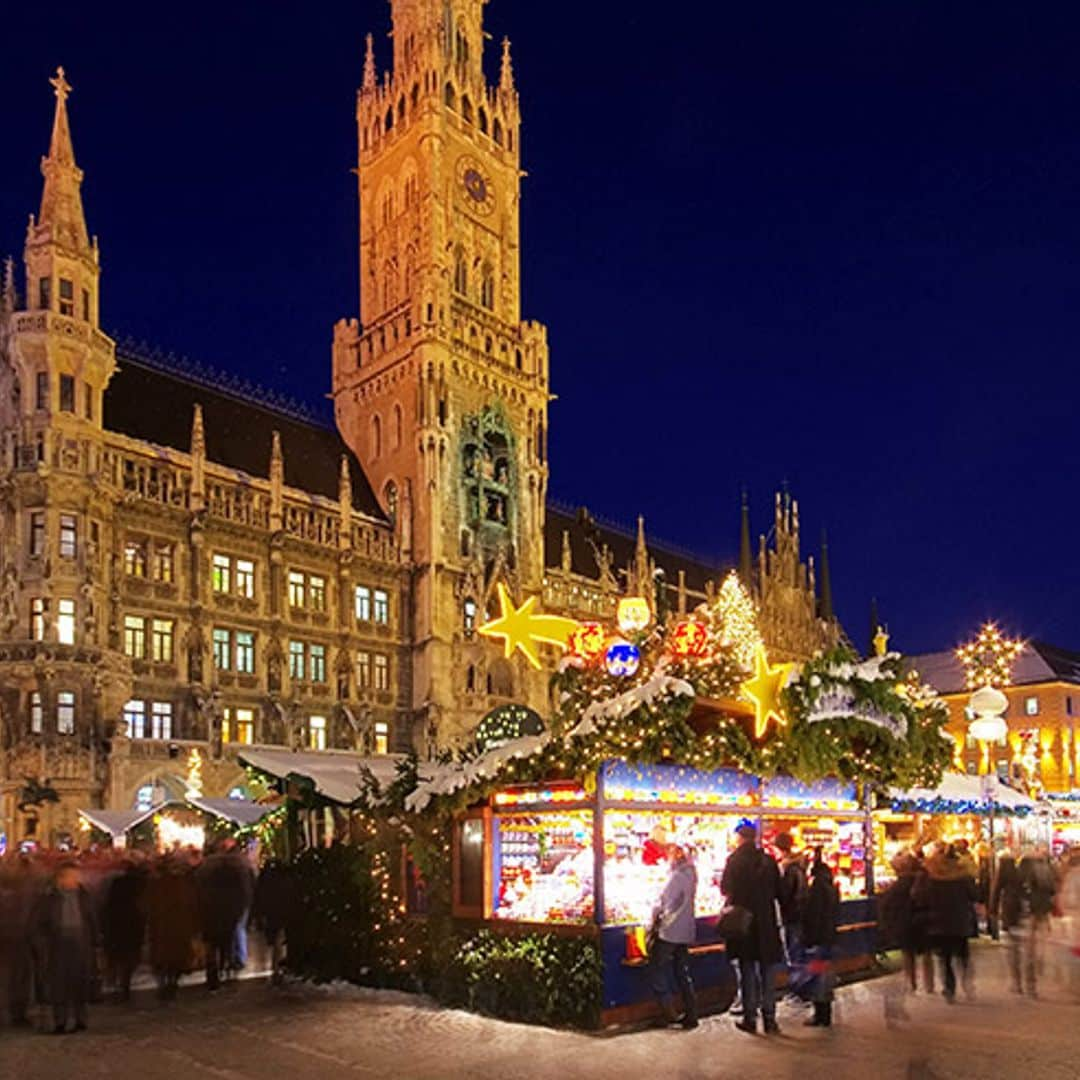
[
  {"xmin": 569, "ymin": 622, "xmax": 606, "ymax": 662},
  {"xmin": 670, "ymin": 620, "xmax": 709, "ymax": 659}
]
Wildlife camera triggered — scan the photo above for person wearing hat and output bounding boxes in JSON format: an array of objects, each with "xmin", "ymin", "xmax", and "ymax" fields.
[{"xmin": 721, "ymin": 823, "xmax": 784, "ymax": 1034}]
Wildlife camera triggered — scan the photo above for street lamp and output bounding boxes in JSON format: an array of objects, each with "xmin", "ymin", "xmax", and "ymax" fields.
[{"xmin": 968, "ymin": 684, "xmax": 1007, "ymax": 937}]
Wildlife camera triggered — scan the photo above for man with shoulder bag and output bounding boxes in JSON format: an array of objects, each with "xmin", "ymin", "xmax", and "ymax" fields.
[{"xmin": 720, "ymin": 823, "xmax": 784, "ymax": 1034}]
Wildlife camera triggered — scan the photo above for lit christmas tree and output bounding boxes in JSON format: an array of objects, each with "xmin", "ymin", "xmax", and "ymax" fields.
[
  {"xmin": 709, "ymin": 571, "xmax": 763, "ymax": 674},
  {"xmin": 186, "ymin": 748, "xmax": 204, "ymax": 798}
]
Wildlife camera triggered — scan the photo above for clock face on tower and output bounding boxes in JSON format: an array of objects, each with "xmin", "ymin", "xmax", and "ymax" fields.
[{"xmin": 457, "ymin": 156, "xmax": 496, "ymax": 216}]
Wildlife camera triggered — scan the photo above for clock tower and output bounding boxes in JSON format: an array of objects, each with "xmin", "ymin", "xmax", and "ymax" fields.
[{"xmin": 332, "ymin": 0, "xmax": 551, "ymax": 747}]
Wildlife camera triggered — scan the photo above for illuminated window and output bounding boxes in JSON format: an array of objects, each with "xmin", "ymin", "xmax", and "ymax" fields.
[
  {"xmin": 374, "ymin": 721, "xmax": 389, "ymax": 755},
  {"xmin": 31, "ymin": 598, "xmax": 47, "ymax": 641},
  {"xmin": 151, "ymin": 619, "xmax": 174, "ymax": 663},
  {"xmin": 289, "ymin": 640, "xmax": 305, "ymax": 681},
  {"xmin": 374, "ymin": 653, "xmax": 390, "ymax": 691},
  {"xmin": 1025, "ymin": 696, "xmax": 1039, "ymax": 717},
  {"xmin": 212, "ymin": 554, "xmax": 231, "ymax": 594},
  {"xmin": 153, "ymin": 544, "xmax": 174, "ymax": 583},
  {"xmin": 223, "ymin": 707, "xmax": 255, "ymax": 745},
  {"xmin": 124, "ymin": 700, "xmax": 146, "ymax": 739},
  {"xmin": 30, "ymin": 692, "xmax": 43, "ymax": 734},
  {"xmin": 235, "ymin": 559, "xmax": 255, "ymax": 599},
  {"xmin": 56, "ymin": 691, "xmax": 75, "ymax": 735},
  {"xmin": 355, "ymin": 586, "xmax": 371, "ymax": 622},
  {"xmin": 212, "ymin": 628, "xmax": 231, "ymax": 670},
  {"xmin": 59, "ymin": 374, "xmax": 75, "ymax": 412},
  {"xmin": 235, "ymin": 631, "xmax": 255, "ymax": 674},
  {"xmin": 308, "ymin": 715, "xmax": 327, "ymax": 751},
  {"xmin": 56, "ymin": 598, "xmax": 76, "ymax": 645},
  {"xmin": 463, "ymin": 598, "xmax": 477, "ymax": 638},
  {"xmin": 310, "ymin": 644, "xmax": 326, "ymax": 684},
  {"xmin": 124, "ymin": 540, "xmax": 147, "ymax": 578},
  {"xmin": 58, "ymin": 278, "xmax": 74, "ymax": 316},
  {"xmin": 374, "ymin": 589, "xmax": 389, "ymax": 625},
  {"xmin": 309, "ymin": 575, "xmax": 327, "ymax": 613},
  {"xmin": 59, "ymin": 514, "xmax": 77, "ymax": 558},
  {"xmin": 288, "ymin": 571, "xmax": 306, "ymax": 608},
  {"xmin": 123, "ymin": 615, "xmax": 146, "ymax": 658},
  {"xmin": 30, "ymin": 512, "xmax": 45, "ymax": 556},
  {"xmin": 151, "ymin": 702, "xmax": 173, "ymax": 741},
  {"xmin": 357, "ymin": 650, "xmax": 371, "ymax": 689}
]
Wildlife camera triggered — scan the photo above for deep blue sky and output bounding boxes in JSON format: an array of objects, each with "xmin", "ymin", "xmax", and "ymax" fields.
[{"xmin": 3, "ymin": 1, "xmax": 1079, "ymax": 655}]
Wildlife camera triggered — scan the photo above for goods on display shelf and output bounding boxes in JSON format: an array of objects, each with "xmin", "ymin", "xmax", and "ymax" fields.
[
  {"xmin": 761, "ymin": 814, "xmax": 868, "ymax": 901},
  {"xmin": 493, "ymin": 809, "xmax": 594, "ymax": 923},
  {"xmin": 872, "ymin": 811, "xmax": 920, "ymax": 890}
]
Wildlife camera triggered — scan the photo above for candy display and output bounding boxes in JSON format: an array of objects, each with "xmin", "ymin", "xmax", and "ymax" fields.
[
  {"xmin": 762, "ymin": 816, "xmax": 868, "ymax": 901},
  {"xmin": 493, "ymin": 811, "xmax": 594, "ymax": 923}
]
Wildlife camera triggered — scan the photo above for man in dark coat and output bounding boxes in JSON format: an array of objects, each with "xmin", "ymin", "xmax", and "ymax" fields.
[
  {"xmin": 775, "ymin": 833, "xmax": 808, "ymax": 997},
  {"xmin": 252, "ymin": 861, "xmax": 298, "ymax": 986},
  {"xmin": 801, "ymin": 853, "xmax": 840, "ymax": 1027},
  {"xmin": 37, "ymin": 861, "xmax": 98, "ymax": 1033},
  {"xmin": 196, "ymin": 840, "xmax": 255, "ymax": 990},
  {"xmin": 102, "ymin": 856, "xmax": 147, "ymax": 1001},
  {"xmin": 721, "ymin": 823, "xmax": 784, "ymax": 1034},
  {"xmin": 916, "ymin": 844, "xmax": 977, "ymax": 1002}
]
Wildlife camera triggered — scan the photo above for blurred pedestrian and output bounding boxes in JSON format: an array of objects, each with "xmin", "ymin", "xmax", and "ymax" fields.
[
  {"xmin": 721, "ymin": 823, "xmax": 783, "ymax": 1035},
  {"xmin": 648, "ymin": 843, "xmax": 698, "ymax": 1030},
  {"xmin": 147, "ymin": 853, "xmax": 200, "ymax": 1001},
  {"xmin": 102, "ymin": 855, "xmax": 147, "ymax": 1002},
  {"xmin": 879, "ymin": 851, "xmax": 934, "ymax": 995},
  {"xmin": 775, "ymin": 833, "xmax": 809, "ymax": 999},
  {"xmin": 918, "ymin": 843, "xmax": 977, "ymax": 1003},
  {"xmin": 991, "ymin": 854, "xmax": 1026, "ymax": 994},
  {"xmin": 37, "ymin": 861, "xmax": 98, "ymax": 1034},
  {"xmin": 1019, "ymin": 844, "xmax": 1058, "ymax": 998},
  {"xmin": 1056, "ymin": 847, "xmax": 1080, "ymax": 1001},
  {"xmin": 197, "ymin": 839, "xmax": 255, "ymax": 990},
  {"xmin": 801, "ymin": 850, "xmax": 840, "ymax": 1027},
  {"xmin": 252, "ymin": 860, "xmax": 298, "ymax": 986}
]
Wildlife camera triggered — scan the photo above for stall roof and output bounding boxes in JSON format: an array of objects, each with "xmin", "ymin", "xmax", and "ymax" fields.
[
  {"xmin": 239, "ymin": 749, "xmax": 403, "ymax": 805},
  {"xmin": 79, "ymin": 807, "xmax": 159, "ymax": 838},
  {"xmin": 889, "ymin": 772, "xmax": 1037, "ymax": 814},
  {"xmin": 187, "ymin": 796, "xmax": 270, "ymax": 827}
]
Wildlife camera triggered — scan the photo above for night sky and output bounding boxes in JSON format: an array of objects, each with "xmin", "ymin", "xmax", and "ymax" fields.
[{"xmin": 3, "ymin": 2, "xmax": 1079, "ymax": 656}]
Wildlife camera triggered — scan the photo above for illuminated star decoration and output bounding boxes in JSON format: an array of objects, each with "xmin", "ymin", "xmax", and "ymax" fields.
[
  {"xmin": 956, "ymin": 622, "xmax": 1025, "ymax": 690},
  {"xmin": 741, "ymin": 645, "xmax": 795, "ymax": 739},
  {"xmin": 478, "ymin": 583, "xmax": 581, "ymax": 669}
]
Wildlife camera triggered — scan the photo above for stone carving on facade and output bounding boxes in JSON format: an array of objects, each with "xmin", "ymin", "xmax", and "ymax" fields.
[{"xmin": 0, "ymin": 563, "xmax": 18, "ymax": 633}]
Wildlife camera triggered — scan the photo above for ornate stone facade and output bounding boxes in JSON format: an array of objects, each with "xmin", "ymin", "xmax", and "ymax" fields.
[{"xmin": 0, "ymin": 6, "xmax": 839, "ymax": 845}]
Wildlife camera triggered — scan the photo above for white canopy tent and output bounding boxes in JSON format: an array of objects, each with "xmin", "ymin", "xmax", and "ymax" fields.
[
  {"xmin": 238, "ymin": 748, "xmax": 403, "ymax": 806},
  {"xmin": 889, "ymin": 771, "xmax": 1037, "ymax": 814}
]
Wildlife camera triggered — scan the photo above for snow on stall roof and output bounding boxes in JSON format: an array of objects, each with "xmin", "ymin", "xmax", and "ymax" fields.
[
  {"xmin": 889, "ymin": 771, "xmax": 1036, "ymax": 811},
  {"xmin": 239, "ymin": 749, "xmax": 403, "ymax": 806},
  {"xmin": 79, "ymin": 806, "xmax": 159, "ymax": 837},
  {"xmin": 570, "ymin": 673, "xmax": 694, "ymax": 738},
  {"xmin": 187, "ymin": 796, "xmax": 271, "ymax": 827}
]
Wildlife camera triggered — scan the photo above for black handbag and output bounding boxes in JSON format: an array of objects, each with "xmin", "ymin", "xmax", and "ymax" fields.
[{"xmin": 717, "ymin": 903, "xmax": 753, "ymax": 938}]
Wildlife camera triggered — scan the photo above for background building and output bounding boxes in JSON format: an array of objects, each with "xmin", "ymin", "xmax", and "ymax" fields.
[{"xmin": 0, "ymin": 4, "xmax": 838, "ymax": 844}]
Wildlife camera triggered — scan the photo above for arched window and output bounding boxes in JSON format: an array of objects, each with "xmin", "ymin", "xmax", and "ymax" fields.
[
  {"xmin": 397, "ymin": 95, "xmax": 406, "ymax": 123},
  {"xmin": 480, "ymin": 264, "xmax": 495, "ymax": 310},
  {"xmin": 453, "ymin": 249, "xmax": 468, "ymax": 295},
  {"xmin": 393, "ymin": 403, "xmax": 403, "ymax": 450},
  {"xmin": 385, "ymin": 107, "xmax": 394, "ymax": 132},
  {"xmin": 466, "ymin": 664, "xmax": 476, "ymax": 693},
  {"xmin": 493, "ymin": 118, "xmax": 503, "ymax": 146},
  {"xmin": 444, "ymin": 82, "xmax": 457, "ymax": 110},
  {"xmin": 383, "ymin": 480, "xmax": 398, "ymax": 527},
  {"xmin": 463, "ymin": 598, "xmax": 477, "ymax": 638},
  {"xmin": 411, "ymin": 83, "xmax": 420, "ymax": 110},
  {"xmin": 479, "ymin": 107, "xmax": 489, "ymax": 135},
  {"xmin": 461, "ymin": 95, "xmax": 474, "ymax": 124},
  {"xmin": 371, "ymin": 414, "xmax": 382, "ymax": 460}
]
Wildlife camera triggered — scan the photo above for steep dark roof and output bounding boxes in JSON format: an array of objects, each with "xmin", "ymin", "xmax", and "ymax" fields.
[
  {"xmin": 911, "ymin": 640, "xmax": 1080, "ymax": 695},
  {"xmin": 103, "ymin": 343, "xmax": 384, "ymax": 519},
  {"xmin": 544, "ymin": 503, "xmax": 730, "ymax": 594}
]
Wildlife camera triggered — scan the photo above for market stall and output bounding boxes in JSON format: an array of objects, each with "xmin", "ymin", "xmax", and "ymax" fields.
[{"xmin": 455, "ymin": 759, "xmax": 877, "ymax": 1024}]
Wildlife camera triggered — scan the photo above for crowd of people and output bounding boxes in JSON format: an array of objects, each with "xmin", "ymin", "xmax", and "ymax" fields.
[
  {"xmin": 0, "ymin": 842, "xmax": 296, "ymax": 1035},
  {"xmin": 649, "ymin": 826, "xmax": 1080, "ymax": 1034}
]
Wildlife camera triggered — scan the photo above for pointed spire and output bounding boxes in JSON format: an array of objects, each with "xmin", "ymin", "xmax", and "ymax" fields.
[
  {"xmin": 499, "ymin": 37, "xmax": 515, "ymax": 93},
  {"xmin": 561, "ymin": 530, "xmax": 572, "ymax": 572},
  {"xmin": 363, "ymin": 33, "xmax": 376, "ymax": 91},
  {"xmin": 338, "ymin": 456, "xmax": 353, "ymax": 549},
  {"xmin": 738, "ymin": 491, "xmax": 753, "ymax": 586},
  {"xmin": 633, "ymin": 515, "xmax": 650, "ymax": 601},
  {"xmin": 1, "ymin": 257, "xmax": 15, "ymax": 314},
  {"xmin": 190, "ymin": 405, "xmax": 206, "ymax": 511},
  {"xmin": 677, "ymin": 570, "xmax": 687, "ymax": 616},
  {"xmin": 818, "ymin": 529, "xmax": 834, "ymax": 621},
  {"xmin": 269, "ymin": 431, "xmax": 284, "ymax": 531},
  {"xmin": 37, "ymin": 67, "xmax": 89, "ymax": 253},
  {"xmin": 868, "ymin": 597, "xmax": 880, "ymax": 657}
]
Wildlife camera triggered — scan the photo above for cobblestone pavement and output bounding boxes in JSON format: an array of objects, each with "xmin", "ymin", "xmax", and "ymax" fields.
[{"xmin": 2, "ymin": 945, "xmax": 1078, "ymax": 1080}]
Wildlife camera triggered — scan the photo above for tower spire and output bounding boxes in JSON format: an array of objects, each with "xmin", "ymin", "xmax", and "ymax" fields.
[
  {"xmin": 36, "ymin": 67, "xmax": 90, "ymax": 253},
  {"xmin": 499, "ymin": 37, "xmax": 515, "ymax": 93},
  {"xmin": 363, "ymin": 33, "xmax": 376, "ymax": 91},
  {"xmin": 1, "ymin": 257, "xmax": 14, "ymax": 314},
  {"xmin": 818, "ymin": 529, "xmax": 833, "ymax": 620},
  {"xmin": 738, "ymin": 491, "xmax": 753, "ymax": 586}
]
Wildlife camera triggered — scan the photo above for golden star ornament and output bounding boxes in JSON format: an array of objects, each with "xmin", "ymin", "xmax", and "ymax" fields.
[
  {"xmin": 478, "ymin": 584, "xmax": 581, "ymax": 669},
  {"xmin": 741, "ymin": 645, "xmax": 795, "ymax": 739}
]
